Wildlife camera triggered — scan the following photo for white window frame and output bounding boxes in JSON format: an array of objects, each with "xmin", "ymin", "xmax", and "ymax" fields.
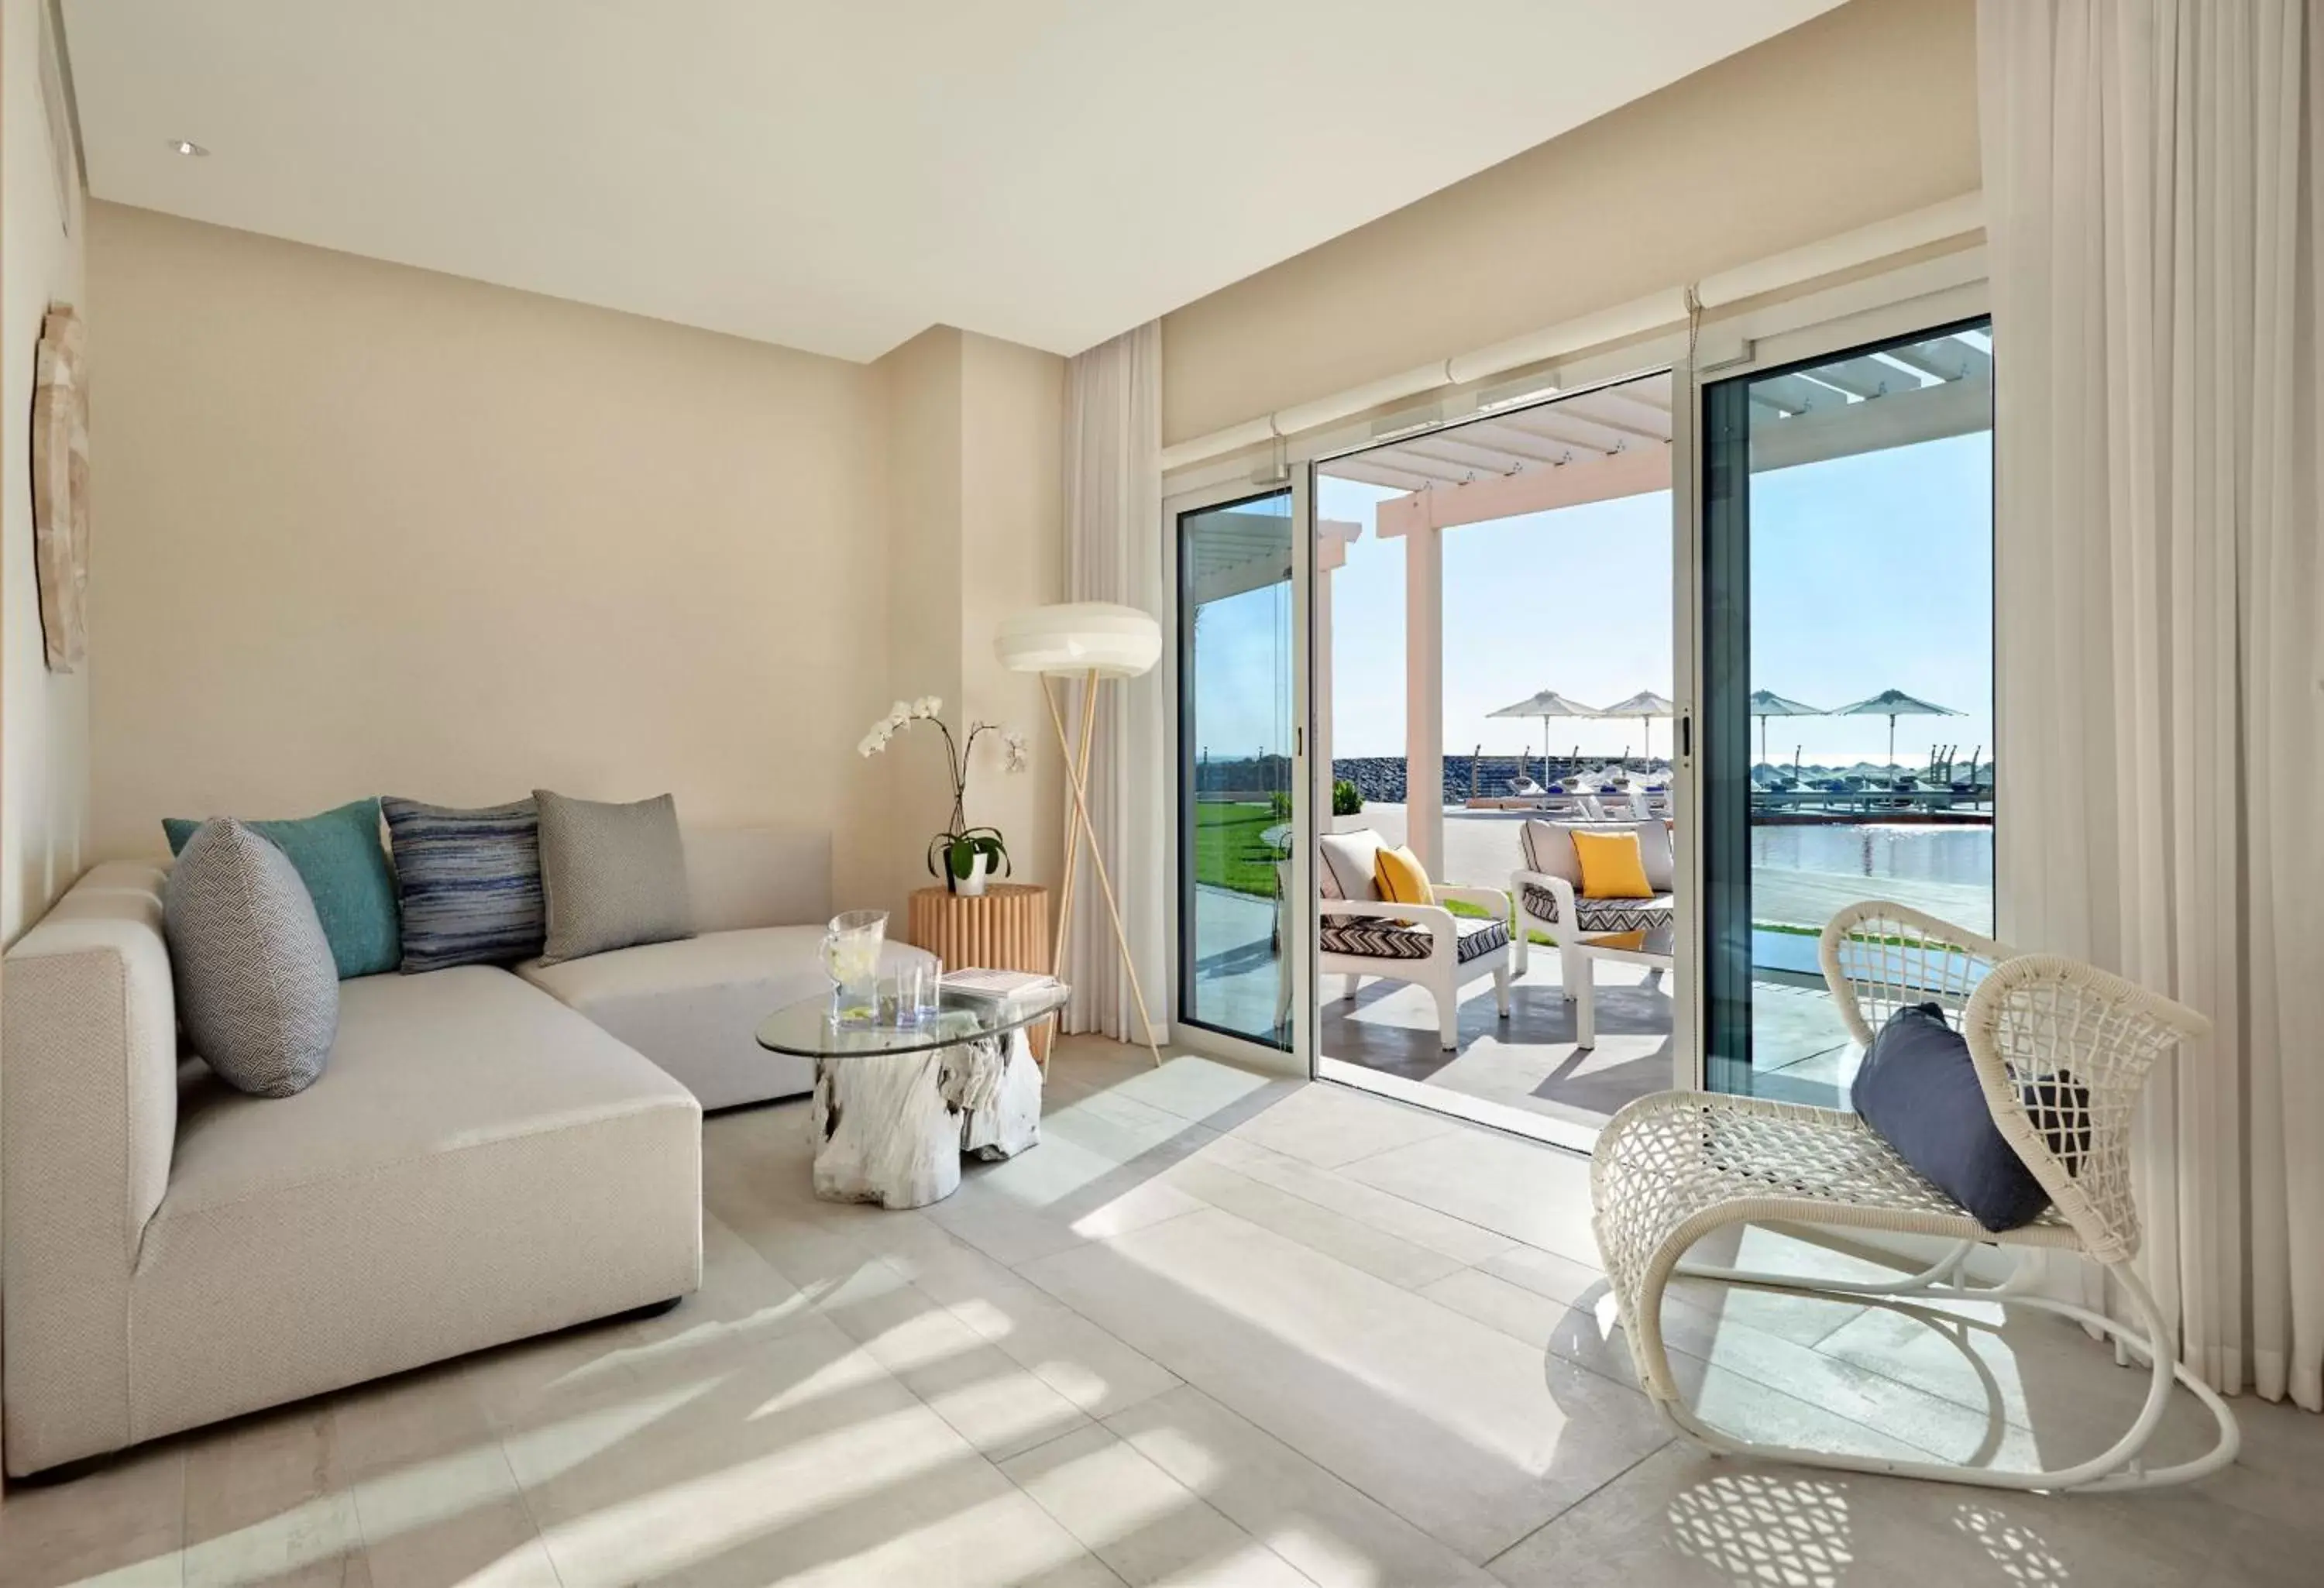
[
  {"xmin": 1162, "ymin": 469, "xmax": 1312, "ymax": 1079},
  {"xmin": 1158, "ymin": 245, "xmax": 1992, "ymax": 1108},
  {"xmin": 1676, "ymin": 273, "xmax": 1993, "ymax": 1093}
]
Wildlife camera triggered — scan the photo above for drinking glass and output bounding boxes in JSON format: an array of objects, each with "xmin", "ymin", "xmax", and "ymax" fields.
[{"xmin": 892, "ymin": 956, "xmax": 941, "ymax": 1025}]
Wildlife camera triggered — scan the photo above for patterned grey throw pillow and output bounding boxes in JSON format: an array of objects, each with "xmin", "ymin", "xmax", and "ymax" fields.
[
  {"xmin": 532, "ymin": 790, "xmax": 696, "ymax": 965},
  {"xmin": 382, "ymin": 796, "xmax": 545, "ymax": 972},
  {"xmin": 163, "ymin": 818, "xmax": 339, "ymax": 1097}
]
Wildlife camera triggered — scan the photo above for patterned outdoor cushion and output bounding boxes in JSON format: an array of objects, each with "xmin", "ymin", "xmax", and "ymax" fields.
[
  {"xmin": 1453, "ymin": 916, "xmax": 1512, "ymax": 961},
  {"xmin": 1579, "ymin": 897, "xmax": 1673, "ymax": 933},
  {"xmin": 1321, "ymin": 913, "xmax": 1510, "ymax": 963},
  {"xmin": 1520, "ymin": 885, "xmax": 1674, "ymax": 935},
  {"xmin": 163, "ymin": 818, "xmax": 339, "ymax": 1097},
  {"xmin": 382, "ymin": 796, "xmax": 545, "ymax": 971}
]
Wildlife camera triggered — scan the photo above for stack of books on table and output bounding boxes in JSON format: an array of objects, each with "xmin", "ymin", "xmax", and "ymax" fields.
[{"xmin": 945, "ymin": 968, "xmax": 1063, "ymax": 1020}]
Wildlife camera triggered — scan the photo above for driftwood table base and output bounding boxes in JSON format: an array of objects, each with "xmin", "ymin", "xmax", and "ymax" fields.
[{"xmin": 810, "ymin": 1028, "xmax": 1043, "ymax": 1209}]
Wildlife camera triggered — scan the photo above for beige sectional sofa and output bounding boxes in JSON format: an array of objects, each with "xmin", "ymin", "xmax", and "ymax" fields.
[{"xmin": 1, "ymin": 826, "xmax": 914, "ymax": 1477}]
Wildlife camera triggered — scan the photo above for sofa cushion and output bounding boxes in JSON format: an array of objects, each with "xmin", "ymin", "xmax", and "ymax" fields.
[
  {"xmin": 1318, "ymin": 829, "xmax": 1387, "ymax": 902},
  {"xmin": 1373, "ymin": 844, "xmax": 1433, "ymax": 906},
  {"xmin": 163, "ymin": 820, "xmax": 339, "ymax": 1098},
  {"xmin": 1518, "ymin": 884, "xmax": 1674, "ymax": 935},
  {"xmin": 164, "ymin": 798, "xmax": 400, "ymax": 978},
  {"xmin": 1521, "ymin": 819, "xmax": 1675, "ymax": 893},
  {"xmin": 534, "ymin": 791, "xmax": 696, "ymax": 965},
  {"xmin": 2, "ymin": 864, "xmax": 181, "ymax": 1473},
  {"xmin": 382, "ymin": 796, "xmax": 545, "ymax": 971},
  {"xmin": 161, "ymin": 966, "xmax": 692, "ymax": 1219},
  {"xmin": 132, "ymin": 967, "xmax": 699, "ymax": 1444},
  {"xmin": 1572, "ymin": 829, "xmax": 1654, "ymax": 899},
  {"xmin": 518, "ymin": 926, "xmax": 934, "ymax": 1110},
  {"xmin": 1319, "ymin": 914, "xmax": 1509, "ymax": 964},
  {"xmin": 1851, "ymin": 1002, "xmax": 2054, "ymax": 1232}
]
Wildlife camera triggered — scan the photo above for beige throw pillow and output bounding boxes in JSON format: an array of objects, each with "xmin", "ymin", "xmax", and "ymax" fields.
[
  {"xmin": 533, "ymin": 790, "xmax": 696, "ymax": 965},
  {"xmin": 1317, "ymin": 829, "xmax": 1387, "ymax": 902}
]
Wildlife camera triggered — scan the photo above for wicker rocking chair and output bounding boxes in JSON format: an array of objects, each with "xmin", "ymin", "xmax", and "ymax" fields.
[{"xmin": 1590, "ymin": 899, "xmax": 2240, "ymax": 1491}]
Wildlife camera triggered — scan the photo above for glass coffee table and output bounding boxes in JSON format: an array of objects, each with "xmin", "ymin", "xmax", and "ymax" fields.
[{"xmin": 755, "ymin": 983, "xmax": 1070, "ymax": 1210}]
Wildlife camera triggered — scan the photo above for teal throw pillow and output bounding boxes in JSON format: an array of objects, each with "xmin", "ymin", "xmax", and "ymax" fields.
[{"xmin": 164, "ymin": 797, "xmax": 401, "ymax": 978}]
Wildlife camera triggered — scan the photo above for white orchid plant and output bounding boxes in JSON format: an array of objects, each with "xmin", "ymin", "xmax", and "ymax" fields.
[{"xmin": 859, "ymin": 696, "xmax": 1030, "ymax": 891}]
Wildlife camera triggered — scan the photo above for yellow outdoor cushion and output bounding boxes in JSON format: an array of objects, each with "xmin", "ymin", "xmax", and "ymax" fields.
[
  {"xmin": 1373, "ymin": 844, "xmax": 1434, "ymax": 906},
  {"xmin": 1572, "ymin": 829, "xmax": 1653, "ymax": 899}
]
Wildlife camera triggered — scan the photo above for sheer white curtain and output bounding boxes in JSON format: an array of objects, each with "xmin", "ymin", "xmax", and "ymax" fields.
[
  {"xmin": 1982, "ymin": 0, "xmax": 2324, "ymax": 1409},
  {"xmin": 1058, "ymin": 322, "xmax": 1169, "ymax": 1043}
]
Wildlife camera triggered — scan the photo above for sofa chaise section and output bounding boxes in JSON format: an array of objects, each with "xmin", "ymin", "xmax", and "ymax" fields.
[
  {"xmin": 513, "ymin": 824, "xmax": 928, "ymax": 1111},
  {"xmin": 2, "ymin": 864, "xmax": 701, "ymax": 1477},
  {"xmin": 519, "ymin": 924, "xmax": 933, "ymax": 1109}
]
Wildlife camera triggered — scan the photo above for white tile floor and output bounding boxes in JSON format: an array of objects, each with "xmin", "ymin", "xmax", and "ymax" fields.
[{"xmin": 4, "ymin": 1037, "xmax": 2319, "ymax": 1586}]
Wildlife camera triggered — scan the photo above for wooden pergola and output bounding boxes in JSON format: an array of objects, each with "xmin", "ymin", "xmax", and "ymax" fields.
[{"xmin": 1313, "ymin": 331, "xmax": 1991, "ymax": 875}]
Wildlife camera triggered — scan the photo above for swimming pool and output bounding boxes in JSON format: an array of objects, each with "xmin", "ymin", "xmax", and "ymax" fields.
[{"xmin": 1751, "ymin": 822, "xmax": 1993, "ymax": 887}]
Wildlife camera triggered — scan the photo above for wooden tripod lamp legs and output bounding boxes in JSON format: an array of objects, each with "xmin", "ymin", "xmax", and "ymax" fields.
[
  {"xmin": 1050, "ymin": 671, "xmax": 1097, "ymax": 985},
  {"xmin": 1043, "ymin": 669, "xmax": 1164, "ymax": 1069}
]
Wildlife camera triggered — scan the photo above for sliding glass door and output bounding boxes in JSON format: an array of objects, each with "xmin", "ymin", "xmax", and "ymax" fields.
[
  {"xmin": 1700, "ymin": 319, "xmax": 1996, "ymax": 1104},
  {"xmin": 1158, "ymin": 296, "xmax": 1991, "ymax": 1119},
  {"xmin": 1177, "ymin": 488, "xmax": 1297, "ymax": 1049},
  {"xmin": 1308, "ymin": 373, "xmax": 1682, "ymax": 1145}
]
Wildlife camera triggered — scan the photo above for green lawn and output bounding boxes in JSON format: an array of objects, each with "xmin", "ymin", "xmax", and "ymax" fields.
[
  {"xmin": 1196, "ymin": 809, "xmax": 1542, "ymax": 934},
  {"xmin": 1193, "ymin": 803, "xmax": 1284, "ymax": 897},
  {"xmin": 1194, "ymin": 810, "xmax": 1542, "ymax": 946}
]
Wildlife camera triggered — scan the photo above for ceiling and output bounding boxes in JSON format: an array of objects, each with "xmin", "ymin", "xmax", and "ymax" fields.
[{"xmin": 61, "ymin": 2, "xmax": 1842, "ymax": 363}]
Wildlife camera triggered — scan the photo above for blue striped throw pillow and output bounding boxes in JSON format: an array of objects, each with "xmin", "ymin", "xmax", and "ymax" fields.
[{"xmin": 381, "ymin": 797, "xmax": 545, "ymax": 973}]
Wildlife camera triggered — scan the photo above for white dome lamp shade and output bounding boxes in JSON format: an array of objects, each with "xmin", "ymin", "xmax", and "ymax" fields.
[
  {"xmin": 996, "ymin": 600, "xmax": 1165, "ymax": 1068},
  {"xmin": 994, "ymin": 602, "xmax": 1162, "ymax": 679}
]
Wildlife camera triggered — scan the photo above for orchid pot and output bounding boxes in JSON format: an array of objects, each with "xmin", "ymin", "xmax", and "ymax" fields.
[
  {"xmin": 930, "ymin": 829, "xmax": 1003, "ymax": 896},
  {"xmin": 859, "ymin": 696, "xmax": 1028, "ymax": 899}
]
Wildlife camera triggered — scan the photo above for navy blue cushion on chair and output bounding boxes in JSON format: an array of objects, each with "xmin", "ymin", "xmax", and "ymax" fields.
[{"xmin": 1851, "ymin": 1002, "xmax": 2056, "ymax": 1232}]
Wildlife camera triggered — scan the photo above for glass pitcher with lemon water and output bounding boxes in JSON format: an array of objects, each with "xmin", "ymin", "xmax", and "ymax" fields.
[{"xmin": 819, "ymin": 909, "xmax": 887, "ymax": 1027}]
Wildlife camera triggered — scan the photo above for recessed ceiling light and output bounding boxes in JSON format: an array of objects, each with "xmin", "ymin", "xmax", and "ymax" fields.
[{"xmin": 168, "ymin": 139, "xmax": 209, "ymax": 157}]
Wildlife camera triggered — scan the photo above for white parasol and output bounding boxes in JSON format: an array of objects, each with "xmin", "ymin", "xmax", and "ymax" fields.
[{"xmin": 1831, "ymin": 687, "xmax": 1963, "ymax": 768}]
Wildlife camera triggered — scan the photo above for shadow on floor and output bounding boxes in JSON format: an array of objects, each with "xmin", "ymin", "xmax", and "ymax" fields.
[{"xmin": 1320, "ymin": 964, "xmax": 1676, "ymax": 1125}]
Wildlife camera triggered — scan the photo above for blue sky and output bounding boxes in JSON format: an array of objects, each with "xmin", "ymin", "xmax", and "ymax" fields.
[{"xmin": 1188, "ymin": 429, "xmax": 1992, "ymax": 772}]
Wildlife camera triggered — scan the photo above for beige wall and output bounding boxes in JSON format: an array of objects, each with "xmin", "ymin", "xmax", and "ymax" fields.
[
  {"xmin": 83, "ymin": 203, "xmax": 1067, "ymax": 930},
  {"xmin": 85, "ymin": 202, "xmax": 906, "ymax": 909},
  {"xmin": 871, "ymin": 326, "xmax": 1065, "ymax": 918},
  {"xmin": 3, "ymin": 0, "xmax": 91, "ymax": 943},
  {"xmin": 1159, "ymin": 0, "xmax": 1980, "ymax": 445},
  {"xmin": 958, "ymin": 331, "xmax": 1064, "ymax": 901},
  {"xmin": 876, "ymin": 326, "xmax": 968, "ymax": 911}
]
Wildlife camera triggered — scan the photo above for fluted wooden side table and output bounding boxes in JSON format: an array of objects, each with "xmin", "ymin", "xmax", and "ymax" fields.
[{"xmin": 906, "ymin": 884, "xmax": 1054, "ymax": 1061}]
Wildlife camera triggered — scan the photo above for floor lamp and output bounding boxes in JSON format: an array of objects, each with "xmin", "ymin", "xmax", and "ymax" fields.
[{"xmin": 995, "ymin": 601, "xmax": 1165, "ymax": 1068}]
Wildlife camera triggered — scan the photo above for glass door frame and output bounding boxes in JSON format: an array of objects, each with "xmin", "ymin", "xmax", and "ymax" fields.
[
  {"xmin": 1676, "ymin": 281, "xmax": 1996, "ymax": 1095},
  {"xmin": 1304, "ymin": 368, "xmax": 1692, "ymax": 1151},
  {"xmin": 1165, "ymin": 365, "xmax": 1697, "ymax": 1108},
  {"xmin": 1153, "ymin": 248, "xmax": 1988, "ymax": 1101},
  {"xmin": 1161, "ymin": 468, "xmax": 1314, "ymax": 1076}
]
